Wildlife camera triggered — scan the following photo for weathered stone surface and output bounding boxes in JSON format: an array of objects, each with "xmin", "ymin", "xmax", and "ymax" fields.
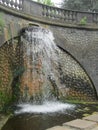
[
  {"xmin": 63, "ymin": 119, "xmax": 97, "ymax": 130},
  {"xmin": 0, "ymin": 38, "xmax": 24, "ymax": 110},
  {"xmin": 46, "ymin": 126, "xmax": 72, "ymax": 130},
  {"xmin": 92, "ymin": 127, "xmax": 98, "ymax": 130},
  {"xmin": 52, "ymin": 27, "xmax": 98, "ymax": 96},
  {"xmin": 84, "ymin": 114, "xmax": 98, "ymax": 123}
]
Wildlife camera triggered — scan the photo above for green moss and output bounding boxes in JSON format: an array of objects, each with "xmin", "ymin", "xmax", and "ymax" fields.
[
  {"xmin": 79, "ymin": 16, "xmax": 87, "ymax": 25},
  {"xmin": 60, "ymin": 95, "xmax": 98, "ymax": 104},
  {"xmin": 0, "ymin": 13, "xmax": 5, "ymax": 33},
  {"xmin": 83, "ymin": 113, "xmax": 90, "ymax": 117},
  {"xmin": 63, "ymin": 99, "xmax": 98, "ymax": 104},
  {"xmin": 0, "ymin": 91, "xmax": 12, "ymax": 112},
  {"xmin": 92, "ymin": 112, "xmax": 98, "ymax": 115},
  {"xmin": 76, "ymin": 107, "xmax": 90, "ymax": 113},
  {"xmin": 0, "ymin": 13, "xmax": 5, "ymax": 27}
]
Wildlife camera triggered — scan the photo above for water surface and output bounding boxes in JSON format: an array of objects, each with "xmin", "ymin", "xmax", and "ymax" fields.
[{"xmin": 2, "ymin": 103, "xmax": 98, "ymax": 130}]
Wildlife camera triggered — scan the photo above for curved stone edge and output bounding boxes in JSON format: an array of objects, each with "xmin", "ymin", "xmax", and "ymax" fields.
[{"xmin": 0, "ymin": 4, "xmax": 98, "ymax": 30}]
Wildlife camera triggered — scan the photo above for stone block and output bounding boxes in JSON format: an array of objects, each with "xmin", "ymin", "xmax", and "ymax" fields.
[
  {"xmin": 92, "ymin": 126, "xmax": 98, "ymax": 130},
  {"xmin": 46, "ymin": 126, "xmax": 72, "ymax": 130},
  {"xmin": 63, "ymin": 119, "xmax": 97, "ymax": 130},
  {"xmin": 83, "ymin": 114, "xmax": 98, "ymax": 123},
  {"xmin": 92, "ymin": 127, "xmax": 98, "ymax": 130}
]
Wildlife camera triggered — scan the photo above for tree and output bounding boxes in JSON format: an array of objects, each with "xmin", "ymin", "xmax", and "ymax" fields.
[
  {"xmin": 37, "ymin": 0, "xmax": 54, "ymax": 6},
  {"xmin": 61, "ymin": 0, "xmax": 98, "ymax": 12}
]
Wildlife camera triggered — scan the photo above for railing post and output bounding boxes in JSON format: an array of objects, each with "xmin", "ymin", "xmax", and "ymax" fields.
[
  {"xmin": 19, "ymin": 0, "xmax": 23, "ymax": 10},
  {"xmin": 1, "ymin": 0, "xmax": 6, "ymax": 4},
  {"xmin": 42, "ymin": 5, "xmax": 46, "ymax": 17},
  {"xmin": 6, "ymin": 0, "xmax": 10, "ymax": 5},
  {"xmin": 14, "ymin": 0, "xmax": 18, "ymax": 9},
  {"xmin": 74, "ymin": 11, "xmax": 78, "ymax": 23},
  {"xmin": 10, "ymin": 0, "xmax": 14, "ymax": 8},
  {"xmin": 92, "ymin": 13, "xmax": 98, "ymax": 24}
]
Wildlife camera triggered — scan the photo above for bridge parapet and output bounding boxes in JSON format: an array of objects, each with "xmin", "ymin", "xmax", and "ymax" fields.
[
  {"xmin": 0, "ymin": 0, "xmax": 23, "ymax": 10},
  {"xmin": 22, "ymin": 0, "xmax": 98, "ymax": 25},
  {"xmin": 0, "ymin": 0, "xmax": 98, "ymax": 25},
  {"xmin": 41, "ymin": 5, "xmax": 98, "ymax": 24}
]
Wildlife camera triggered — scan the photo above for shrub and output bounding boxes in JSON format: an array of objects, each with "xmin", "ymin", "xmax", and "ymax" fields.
[{"xmin": 79, "ymin": 16, "xmax": 87, "ymax": 25}]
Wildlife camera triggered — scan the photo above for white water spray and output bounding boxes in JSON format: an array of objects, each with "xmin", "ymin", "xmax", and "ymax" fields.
[{"xmin": 15, "ymin": 101, "xmax": 75, "ymax": 114}]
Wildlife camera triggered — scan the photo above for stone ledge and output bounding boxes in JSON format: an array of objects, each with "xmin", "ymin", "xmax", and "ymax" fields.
[
  {"xmin": 92, "ymin": 127, "xmax": 98, "ymax": 130},
  {"xmin": 63, "ymin": 119, "xmax": 97, "ymax": 130},
  {"xmin": 83, "ymin": 114, "xmax": 98, "ymax": 123},
  {"xmin": 46, "ymin": 114, "xmax": 98, "ymax": 130},
  {"xmin": 46, "ymin": 126, "xmax": 73, "ymax": 130}
]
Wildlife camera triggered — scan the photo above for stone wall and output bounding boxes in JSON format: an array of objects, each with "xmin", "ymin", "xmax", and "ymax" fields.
[
  {"xmin": 0, "ymin": 11, "xmax": 40, "ymax": 47},
  {"xmin": 50, "ymin": 26, "xmax": 98, "ymax": 96},
  {"xmin": 0, "ymin": 38, "xmax": 24, "ymax": 111}
]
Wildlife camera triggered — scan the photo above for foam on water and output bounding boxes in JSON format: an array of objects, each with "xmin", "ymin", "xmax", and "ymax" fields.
[{"xmin": 15, "ymin": 101, "xmax": 75, "ymax": 114}]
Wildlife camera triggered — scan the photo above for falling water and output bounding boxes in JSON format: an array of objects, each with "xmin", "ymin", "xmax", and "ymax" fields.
[
  {"xmin": 16, "ymin": 26, "xmax": 75, "ymax": 113},
  {"xmin": 15, "ymin": 26, "xmax": 96, "ymax": 114},
  {"xmin": 20, "ymin": 27, "xmax": 61, "ymax": 102}
]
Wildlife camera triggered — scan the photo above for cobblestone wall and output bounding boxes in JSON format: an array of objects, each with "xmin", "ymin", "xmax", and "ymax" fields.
[
  {"xmin": 0, "ymin": 38, "xmax": 24, "ymax": 111},
  {"xmin": 51, "ymin": 27, "xmax": 98, "ymax": 96}
]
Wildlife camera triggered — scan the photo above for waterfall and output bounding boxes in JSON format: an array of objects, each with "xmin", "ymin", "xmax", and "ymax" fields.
[
  {"xmin": 20, "ymin": 26, "xmax": 61, "ymax": 103},
  {"xmin": 14, "ymin": 26, "xmax": 96, "ymax": 114},
  {"xmin": 15, "ymin": 26, "xmax": 76, "ymax": 114},
  {"xmin": 18, "ymin": 26, "xmax": 96, "ymax": 106}
]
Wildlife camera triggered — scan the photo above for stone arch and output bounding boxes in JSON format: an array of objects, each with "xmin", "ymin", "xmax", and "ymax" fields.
[
  {"xmin": 51, "ymin": 28, "xmax": 98, "ymax": 101},
  {"xmin": 57, "ymin": 45, "xmax": 98, "ymax": 101}
]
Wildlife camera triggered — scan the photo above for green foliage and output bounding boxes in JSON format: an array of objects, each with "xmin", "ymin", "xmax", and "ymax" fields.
[
  {"xmin": 12, "ymin": 82, "xmax": 20, "ymax": 102},
  {"xmin": 61, "ymin": 0, "xmax": 98, "ymax": 12},
  {"xmin": 0, "ymin": 91, "xmax": 11, "ymax": 112},
  {"xmin": 37, "ymin": 0, "xmax": 54, "ymax": 6},
  {"xmin": 0, "ymin": 13, "xmax": 5, "ymax": 30},
  {"xmin": 79, "ymin": 16, "xmax": 87, "ymax": 25},
  {"xmin": 0, "ymin": 13, "xmax": 5, "ymax": 35},
  {"xmin": 64, "ymin": 99, "xmax": 98, "ymax": 104}
]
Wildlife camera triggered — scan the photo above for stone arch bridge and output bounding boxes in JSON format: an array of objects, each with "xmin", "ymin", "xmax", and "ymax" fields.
[{"xmin": 0, "ymin": 0, "xmax": 98, "ymax": 108}]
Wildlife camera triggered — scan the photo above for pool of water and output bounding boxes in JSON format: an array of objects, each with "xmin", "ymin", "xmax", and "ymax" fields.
[{"xmin": 2, "ymin": 102, "xmax": 98, "ymax": 130}]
